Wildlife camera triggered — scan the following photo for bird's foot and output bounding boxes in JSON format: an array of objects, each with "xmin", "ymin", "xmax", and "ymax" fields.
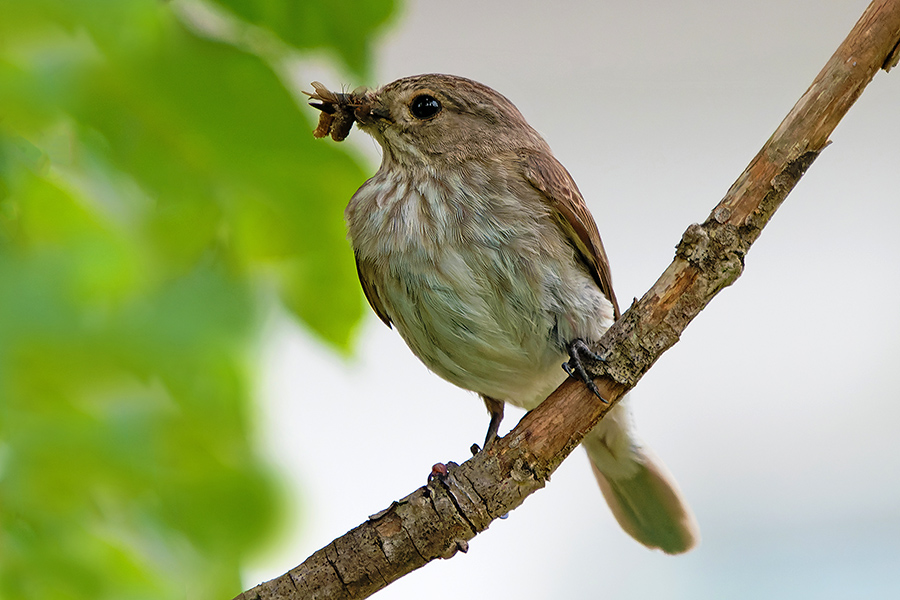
[{"xmin": 563, "ymin": 339, "xmax": 608, "ymax": 403}]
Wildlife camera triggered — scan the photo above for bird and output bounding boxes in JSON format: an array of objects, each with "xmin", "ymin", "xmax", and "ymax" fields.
[{"xmin": 309, "ymin": 73, "xmax": 699, "ymax": 554}]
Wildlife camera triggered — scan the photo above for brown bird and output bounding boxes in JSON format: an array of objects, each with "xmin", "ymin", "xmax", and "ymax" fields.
[{"xmin": 309, "ymin": 74, "xmax": 699, "ymax": 554}]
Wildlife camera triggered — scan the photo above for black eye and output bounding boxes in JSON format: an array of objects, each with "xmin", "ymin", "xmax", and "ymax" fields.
[{"xmin": 409, "ymin": 94, "xmax": 441, "ymax": 120}]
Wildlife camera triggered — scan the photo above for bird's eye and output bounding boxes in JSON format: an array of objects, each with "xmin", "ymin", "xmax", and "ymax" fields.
[{"xmin": 409, "ymin": 94, "xmax": 442, "ymax": 120}]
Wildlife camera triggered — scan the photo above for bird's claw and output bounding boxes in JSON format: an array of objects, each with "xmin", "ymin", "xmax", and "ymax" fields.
[{"xmin": 563, "ymin": 339, "xmax": 608, "ymax": 404}]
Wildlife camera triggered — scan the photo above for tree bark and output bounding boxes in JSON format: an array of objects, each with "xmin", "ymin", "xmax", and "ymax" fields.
[{"xmin": 237, "ymin": 1, "xmax": 900, "ymax": 598}]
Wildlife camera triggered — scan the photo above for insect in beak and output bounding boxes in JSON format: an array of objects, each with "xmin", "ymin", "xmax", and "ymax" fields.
[{"xmin": 305, "ymin": 82, "xmax": 392, "ymax": 141}]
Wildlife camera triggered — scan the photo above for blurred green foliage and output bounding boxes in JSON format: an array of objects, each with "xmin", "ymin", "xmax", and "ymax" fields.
[{"xmin": 0, "ymin": 0, "xmax": 395, "ymax": 598}]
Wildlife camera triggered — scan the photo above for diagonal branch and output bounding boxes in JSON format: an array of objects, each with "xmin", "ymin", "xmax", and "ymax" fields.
[{"xmin": 237, "ymin": 1, "xmax": 900, "ymax": 598}]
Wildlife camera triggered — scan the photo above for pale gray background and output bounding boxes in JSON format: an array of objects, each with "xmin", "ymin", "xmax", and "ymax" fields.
[{"xmin": 248, "ymin": 1, "xmax": 900, "ymax": 598}]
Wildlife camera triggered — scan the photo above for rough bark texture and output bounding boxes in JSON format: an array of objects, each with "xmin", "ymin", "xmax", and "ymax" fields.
[{"xmin": 237, "ymin": 2, "xmax": 900, "ymax": 599}]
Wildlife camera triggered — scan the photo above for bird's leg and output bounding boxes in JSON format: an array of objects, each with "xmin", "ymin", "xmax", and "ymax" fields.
[
  {"xmin": 563, "ymin": 339, "xmax": 608, "ymax": 403},
  {"xmin": 481, "ymin": 396, "xmax": 505, "ymax": 449}
]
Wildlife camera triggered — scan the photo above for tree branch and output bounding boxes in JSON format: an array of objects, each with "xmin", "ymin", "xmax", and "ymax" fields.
[{"xmin": 237, "ymin": 1, "xmax": 900, "ymax": 598}]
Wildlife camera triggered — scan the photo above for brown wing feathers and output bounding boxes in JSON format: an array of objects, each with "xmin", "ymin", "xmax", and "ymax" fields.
[{"xmin": 522, "ymin": 151, "xmax": 620, "ymax": 319}]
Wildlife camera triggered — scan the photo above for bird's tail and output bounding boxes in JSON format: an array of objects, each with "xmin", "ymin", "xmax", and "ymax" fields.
[{"xmin": 581, "ymin": 401, "xmax": 699, "ymax": 554}]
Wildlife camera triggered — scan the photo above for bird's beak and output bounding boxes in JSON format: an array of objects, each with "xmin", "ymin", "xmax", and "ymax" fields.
[
  {"xmin": 351, "ymin": 91, "xmax": 391, "ymax": 127},
  {"xmin": 307, "ymin": 93, "xmax": 391, "ymax": 123}
]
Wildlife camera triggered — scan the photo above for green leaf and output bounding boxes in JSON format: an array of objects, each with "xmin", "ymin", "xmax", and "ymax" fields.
[
  {"xmin": 72, "ymin": 18, "xmax": 368, "ymax": 346},
  {"xmin": 210, "ymin": 0, "xmax": 398, "ymax": 76},
  {"xmin": 0, "ymin": 0, "xmax": 395, "ymax": 598},
  {"xmin": 0, "ymin": 163, "xmax": 280, "ymax": 599}
]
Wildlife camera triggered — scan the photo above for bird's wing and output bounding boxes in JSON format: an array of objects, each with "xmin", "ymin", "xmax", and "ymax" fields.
[
  {"xmin": 355, "ymin": 254, "xmax": 393, "ymax": 328},
  {"xmin": 522, "ymin": 150, "xmax": 620, "ymax": 319}
]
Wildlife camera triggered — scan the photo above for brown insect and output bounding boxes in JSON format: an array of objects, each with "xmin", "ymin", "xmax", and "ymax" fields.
[{"xmin": 304, "ymin": 81, "xmax": 368, "ymax": 142}]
